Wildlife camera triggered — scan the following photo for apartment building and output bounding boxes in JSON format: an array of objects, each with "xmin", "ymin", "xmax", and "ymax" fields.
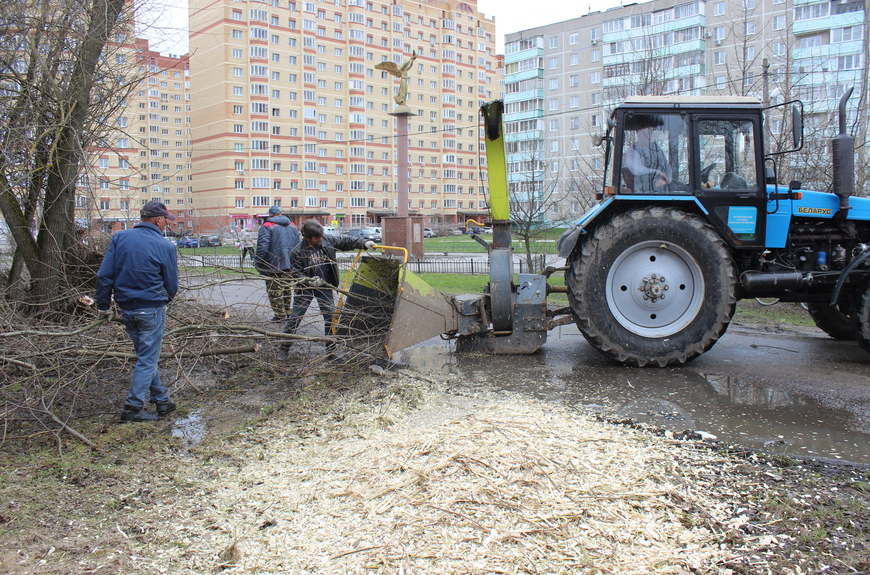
[
  {"xmin": 503, "ymin": 0, "xmax": 867, "ymax": 223},
  {"xmin": 79, "ymin": 40, "xmax": 192, "ymax": 234},
  {"xmin": 188, "ymin": 0, "xmax": 498, "ymax": 234}
]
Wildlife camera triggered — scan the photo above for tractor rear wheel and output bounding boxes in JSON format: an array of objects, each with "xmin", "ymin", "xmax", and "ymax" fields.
[
  {"xmin": 566, "ymin": 206, "xmax": 737, "ymax": 367},
  {"xmin": 806, "ymin": 301, "xmax": 855, "ymax": 340},
  {"xmin": 851, "ymin": 280, "xmax": 870, "ymax": 355}
]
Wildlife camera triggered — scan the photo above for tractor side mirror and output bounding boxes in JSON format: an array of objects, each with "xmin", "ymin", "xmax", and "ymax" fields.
[{"xmin": 792, "ymin": 104, "xmax": 803, "ymax": 149}]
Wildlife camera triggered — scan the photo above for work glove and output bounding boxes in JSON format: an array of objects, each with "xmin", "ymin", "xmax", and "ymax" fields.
[
  {"xmin": 364, "ymin": 240, "xmax": 376, "ymax": 250},
  {"xmin": 98, "ymin": 308, "xmax": 114, "ymax": 322},
  {"xmin": 306, "ymin": 276, "xmax": 326, "ymax": 288}
]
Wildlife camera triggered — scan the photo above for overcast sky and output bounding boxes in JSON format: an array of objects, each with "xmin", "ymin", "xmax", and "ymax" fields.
[{"xmin": 138, "ymin": 0, "xmax": 625, "ymax": 56}]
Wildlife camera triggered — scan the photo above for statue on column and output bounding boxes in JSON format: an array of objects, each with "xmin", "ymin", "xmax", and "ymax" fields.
[{"xmin": 376, "ymin": 51, "xmax": 417, "ymax": 108}]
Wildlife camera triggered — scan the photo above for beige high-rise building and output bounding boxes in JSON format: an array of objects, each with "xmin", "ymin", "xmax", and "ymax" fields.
[
  {"xmin": 188, "ymin": 0, "xmax": 498, "ymax": 234},
  {"xmin": 81, "ymin": 40, "xmax": 192, "ymax": 234}
]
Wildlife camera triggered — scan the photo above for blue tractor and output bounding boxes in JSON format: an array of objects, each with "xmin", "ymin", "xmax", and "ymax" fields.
[{"xmin": 556, "ymin": 89, "xmax": 870, "ymax": 366}]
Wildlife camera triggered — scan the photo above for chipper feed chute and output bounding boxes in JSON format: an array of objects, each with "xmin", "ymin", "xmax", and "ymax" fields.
[{"xmin": 334, "ymin": 251, "xmax": 458, "ymax": 359}]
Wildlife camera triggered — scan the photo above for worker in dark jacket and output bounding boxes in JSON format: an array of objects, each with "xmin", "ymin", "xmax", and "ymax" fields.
[
  {"xmin": 96, "ymin": 201, "xmax": 179, "ymax": 423},
  {"xmin": 277, "ymin": 219, "xmax": 374, "ymax": 360},
  {"xmin": 254, "ymin": 206, "xmax": 300, "ymax": 320}
]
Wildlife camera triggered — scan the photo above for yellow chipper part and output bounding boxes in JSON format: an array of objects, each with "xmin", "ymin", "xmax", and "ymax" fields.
[{"xmin": 333, "ymin": 248, "xmax": 458, "ymax": 359}]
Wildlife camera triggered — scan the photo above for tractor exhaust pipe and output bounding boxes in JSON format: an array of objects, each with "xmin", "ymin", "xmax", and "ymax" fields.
[
  {"xmin": 741, "ymin": 271, "xmax": 806, "ymax": 292},
  {"xmin": 831, "ymin": 86, "xmax": 854, "ymax": 215}
]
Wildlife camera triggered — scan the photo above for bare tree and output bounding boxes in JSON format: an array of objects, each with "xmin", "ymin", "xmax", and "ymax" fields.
[
  {"xmin": 0, "ymin": 0, "xmax": 134, "ymax": 308},
  {"xmin": 505, "ymin": 138, "xmax": 568, "ymax": 268}
]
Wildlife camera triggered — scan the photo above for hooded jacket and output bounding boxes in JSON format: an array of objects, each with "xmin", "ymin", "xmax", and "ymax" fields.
[
  {"xmin": 95, "ymin": 222, "xmax": 178, "ymax": 311},
  {"xmin": 254, "ymin": 215, "xmax": 300, "ymax": 275}
]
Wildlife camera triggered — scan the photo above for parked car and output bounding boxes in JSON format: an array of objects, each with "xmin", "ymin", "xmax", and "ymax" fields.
[
  {"xmin": 198, "ymin": 235, "xmax": 222, "ymax": 247},
  {"xmin": 423, "ymin": 227, "xmax": 437, "ymax": 238},
  {"xmin": 345, "ymin": 228, "xmax": 381, "ymax": 242},
  {"xmin": 176, "ymin": 236, "xmax": 198, "ymax": 248},
  {"xmin": 323, "ymin": 226, "xmax": 338, "ymax": 234}
]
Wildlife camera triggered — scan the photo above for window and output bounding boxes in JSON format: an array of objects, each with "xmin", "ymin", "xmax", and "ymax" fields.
[
  {"xmin": 832, "ymin": 54, "xmax": 862, "ymax": 70},
  {"xmin": 698, "ymin": 119, "xmax": 758, "ymax": 194},
  {"xmin": 794, "ymin": 3, "xmax": 828, "ymax": 20},
  {"xmin": 621, "ymin": 115, "xmax": 691, "ymax": 194},
  {"xmin": 745, "ymin": 21, "xmax": 755, "ymax": 35},
  {"xmin": 714, "ymin": 1, "xmax": 725, "ymax": 15},
  {"xmin": 570, "ymin": 53, "xmax": 579, "ymax": 66},
  {"xmin": 772, "ymin": 15, "xmax": 785, "ymax": 31},
  {"xmin": 832, "ymin": 26, "xmax": 863, "ymax": 43},
  {"xmin": 591, "ymin": 71, "xmax": 600, "ymax": 83},
  {"xmin": 714, "ymin": 51, "xmax": 725, "ymax": 65}
]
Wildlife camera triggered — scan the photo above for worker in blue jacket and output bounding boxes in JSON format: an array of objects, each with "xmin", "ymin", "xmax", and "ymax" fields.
[{"xmin": 96, "ymin": 201, "xmax": 179, "ymax": 423}]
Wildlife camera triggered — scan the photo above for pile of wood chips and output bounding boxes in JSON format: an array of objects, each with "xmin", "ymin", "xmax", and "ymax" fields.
[{"xmin": 136, "ymin": 371, "xmax": 781, "ymax": 574}]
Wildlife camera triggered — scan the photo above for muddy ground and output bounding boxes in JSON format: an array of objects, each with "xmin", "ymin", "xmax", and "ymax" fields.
[{"xmin": 2, "ymin": 319, "xmax": 870, "ymax": 575}]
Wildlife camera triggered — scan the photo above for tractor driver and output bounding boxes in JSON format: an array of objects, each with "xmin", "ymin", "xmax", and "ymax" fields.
[{"xmin": 623, "ymin": 124, "xmax": 690, "ymax": 193}]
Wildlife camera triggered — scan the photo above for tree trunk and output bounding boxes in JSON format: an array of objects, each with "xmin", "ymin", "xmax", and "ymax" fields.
[{"xmin": 27, "ymin": 0, "xmax": 126, "ymax": 304}]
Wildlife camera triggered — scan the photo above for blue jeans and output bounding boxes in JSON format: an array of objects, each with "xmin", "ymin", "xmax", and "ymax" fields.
[
  {"xmin": 283, "ymin": 288, "xmax": 335, "ymax": 339},
  {"xmin": 120, "ymin": 306, "xmax": 169, "ymax": 409}
]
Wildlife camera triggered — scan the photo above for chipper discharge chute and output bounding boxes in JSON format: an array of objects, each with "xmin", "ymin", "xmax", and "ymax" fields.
[{"xmin": 337, "ymin": 101, "xmax": 573, "ymax": 360}]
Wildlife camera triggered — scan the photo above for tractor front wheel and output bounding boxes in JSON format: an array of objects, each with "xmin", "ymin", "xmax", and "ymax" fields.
[{"xmin": 566, "ymin": 207, "xmax": 737, "ymax": 367}]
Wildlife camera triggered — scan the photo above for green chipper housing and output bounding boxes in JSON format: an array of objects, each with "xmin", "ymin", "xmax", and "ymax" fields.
[{"xmin": 333, "ymin": 101, "xmax": 572, "ymax": 359}]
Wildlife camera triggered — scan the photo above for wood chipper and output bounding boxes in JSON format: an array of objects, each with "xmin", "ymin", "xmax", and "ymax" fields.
[{"xmin": 333, "ymin": 101, "xmax": 573, "ymax": 359}]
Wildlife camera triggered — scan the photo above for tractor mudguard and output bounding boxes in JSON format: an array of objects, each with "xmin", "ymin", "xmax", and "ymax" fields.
[{"xmin": 558, "ymin": 196, "xmax": 709, "ymax": 257}]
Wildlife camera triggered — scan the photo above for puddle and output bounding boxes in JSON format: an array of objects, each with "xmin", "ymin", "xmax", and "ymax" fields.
[
  {"xmin": 398, "ymin": 343, "xmax": 870, "ymax": 465},
  {"xmin": 172, "ymin": 410, "xmax": 206, "ymax": 446}
]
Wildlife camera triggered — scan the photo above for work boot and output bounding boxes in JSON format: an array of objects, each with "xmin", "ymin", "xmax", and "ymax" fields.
[
  {"xmin": 276, "ymin": 346, "xmax": 289, "ymax": 361},
  {"xmin": 156, "ymin": 400, "xmax": 176, "ymax": 417},
  {"xmin": 120, "ymin": 404, "xmax": 159, "ymax": 423}
]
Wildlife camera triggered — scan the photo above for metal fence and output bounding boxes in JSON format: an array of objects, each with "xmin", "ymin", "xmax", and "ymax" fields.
[{"xmin": 181, "ymin": 253, "xmax": 548, "ymax": 275}]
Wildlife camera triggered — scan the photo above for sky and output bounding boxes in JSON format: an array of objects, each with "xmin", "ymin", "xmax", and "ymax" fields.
[{"xmin": 138, "ymin": 0, "xmax": 624, "ymax": 57}]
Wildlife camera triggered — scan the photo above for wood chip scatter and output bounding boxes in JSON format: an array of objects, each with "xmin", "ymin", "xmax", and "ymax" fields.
[{"xmin": 138, "ymin": 374, "xmax": 761, "ymax": 574}]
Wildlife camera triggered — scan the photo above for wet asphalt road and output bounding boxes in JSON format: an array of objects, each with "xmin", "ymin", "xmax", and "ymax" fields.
[
  {"xmin": 397, "ymin": 322, "xmax": 870, "ymax": 466},
  {"xmin": 197, "ymin": 279, "xmax": 870, "ymax": 465}
]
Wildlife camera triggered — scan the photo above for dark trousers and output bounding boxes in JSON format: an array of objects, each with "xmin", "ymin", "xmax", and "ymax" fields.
[{"xmin": 282, "ymin": 288, "xmax": 335, "ymax": 342}]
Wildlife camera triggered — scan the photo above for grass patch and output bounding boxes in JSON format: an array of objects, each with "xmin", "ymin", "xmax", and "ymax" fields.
[{"xmin": 733, "ymin": 300, "xmax": 816, "ymax": 330}]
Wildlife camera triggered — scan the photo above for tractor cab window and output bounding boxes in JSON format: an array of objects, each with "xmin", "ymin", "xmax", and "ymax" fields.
[
  {"xmin": 619, "ymin": 114, "xmax": 690, "ymax": 194},
  {"xmin": 698, "ymin": 120, "xmax": 758, "ymax": 191}
]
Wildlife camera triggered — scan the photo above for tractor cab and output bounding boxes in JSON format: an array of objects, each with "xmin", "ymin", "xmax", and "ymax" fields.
[{"xmin": 605, "ymin": 97, "xmax": 768, "ymax": 247}]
